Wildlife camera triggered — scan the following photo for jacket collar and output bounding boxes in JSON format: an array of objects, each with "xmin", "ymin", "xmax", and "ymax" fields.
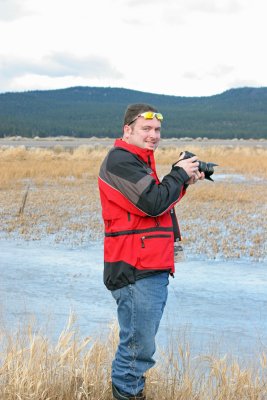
[
  {"xmin": 114, "ymin": 138, "xmax": 158, "ymax": 181},
  {"xmin": 114, "ymin": 138, "xmax": 155, "ymax": 165}
]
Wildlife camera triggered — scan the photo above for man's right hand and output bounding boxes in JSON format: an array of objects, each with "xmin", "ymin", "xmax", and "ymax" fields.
[{"xmin": 174, "ymin": 153, "xmax": 200, "ymax": 178}]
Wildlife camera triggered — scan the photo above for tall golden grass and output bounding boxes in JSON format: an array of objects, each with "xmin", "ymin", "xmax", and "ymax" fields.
[
  {"xmin": 156, "ymin": 144, "xmax": 267, "ymax": 177},
  {"xmin": 0, "ymin": 313, "xmax": 266, "ymax": 400},
  {"xmin": 0, "ymin": 143, "xmax": 266, "ymax": 258},
  {"xmin": 0, "ymin": 143, "xmax": 266, "ymax": 186},
  {"xmin": 0, "ymin": 142, "xmax": 267, "ymax": 398},
  {"xmin": 0, "ymin": 145, "xmax": 107, "ymax": 187}
]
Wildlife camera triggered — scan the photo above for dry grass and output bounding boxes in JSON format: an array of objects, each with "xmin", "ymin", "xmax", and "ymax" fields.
[
  {"xmin": 0, "ymin": 142, "xmax": 266, "ymax": 258},
  {"xmin": 0, "ymin": 313, "xmax": 114, "ymax": 400},
  {"xmin": 0, "ymin": 142, "xmax": 266, "ymax": 185},
  {"xmin": 0, "ymin": 145, "xmax": 107, "ymax": 187},
  {"xmin": 0, "ymin": 314, "xmax": 266, "ymax": 400},
  {"xmin": 0, "ymin": 142, "xmax": 266, "ymax": 399},
  {"xmin": 156, "ymin": 144, "xmax": 267, "ymax": 177}
]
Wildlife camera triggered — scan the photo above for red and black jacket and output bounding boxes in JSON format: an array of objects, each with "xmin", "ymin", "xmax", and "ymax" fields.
[{"xmin": 98, "ymin": 139, "xmax": 189, "ymax": 290}]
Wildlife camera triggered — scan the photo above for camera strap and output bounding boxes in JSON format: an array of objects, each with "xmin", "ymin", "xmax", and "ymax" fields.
[{"xmin": 170, "ymin": 207, "xmax": 182, "ymax": 242}]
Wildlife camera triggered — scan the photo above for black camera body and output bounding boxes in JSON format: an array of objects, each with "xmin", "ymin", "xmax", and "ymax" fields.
[{"xmin": 181, "ymin": 151, "xmax": 218, "ymax": 181}]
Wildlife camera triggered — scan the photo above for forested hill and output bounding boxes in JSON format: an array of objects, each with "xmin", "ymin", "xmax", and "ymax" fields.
[{"xmin": 0, "ymin": 86, "xmax": 267, "ymax": 139}]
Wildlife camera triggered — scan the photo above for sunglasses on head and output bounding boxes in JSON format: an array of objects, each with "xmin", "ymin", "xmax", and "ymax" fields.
[{"xmin": 127, "ymin": 111, "xmax": 163, "ymax": 125}]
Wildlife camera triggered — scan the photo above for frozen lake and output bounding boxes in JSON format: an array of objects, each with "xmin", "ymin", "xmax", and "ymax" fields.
[{"xmin": 0, "ymin": 239, "xmax": 266, "ymax": 364}]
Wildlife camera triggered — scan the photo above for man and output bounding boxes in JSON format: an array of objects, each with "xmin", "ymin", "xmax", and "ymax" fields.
[{"xmin": 98, "ymin": 103, "xmax": 204, "ymax": 400}]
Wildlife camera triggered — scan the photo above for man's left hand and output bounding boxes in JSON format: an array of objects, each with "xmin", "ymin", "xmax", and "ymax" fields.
[{"xmin": 187, "ymin": 170, "xmax": 205, "ymax": 185}]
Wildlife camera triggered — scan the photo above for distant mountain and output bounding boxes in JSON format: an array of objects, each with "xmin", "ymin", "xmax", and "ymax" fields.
[{"xmin": 0, "ymin": 86, "xmax": 266, "ymax": 139}]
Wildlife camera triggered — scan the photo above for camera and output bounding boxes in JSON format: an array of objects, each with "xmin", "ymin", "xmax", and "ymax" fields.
[{"xmin": 181, "ymin": 151, "xmax": 218, "ymax": 181}]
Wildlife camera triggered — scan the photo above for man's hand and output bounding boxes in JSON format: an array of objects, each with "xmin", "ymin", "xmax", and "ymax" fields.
[
  {"xmin": 174, "ymin": 152, "xmax": 205, "ymax": 185},
  {"xmin": 186, "ymin": 170, "xmax": 205, "ymax": 185}
]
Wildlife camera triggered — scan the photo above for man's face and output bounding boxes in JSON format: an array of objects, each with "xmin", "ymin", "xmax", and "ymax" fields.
[{"xmin": 123, "ymin": 116, "xmax": 161, "ymax": 150}]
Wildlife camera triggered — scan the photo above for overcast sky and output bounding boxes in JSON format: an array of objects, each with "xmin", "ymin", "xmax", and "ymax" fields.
[{"xmin": 0, "ymin": 0, "xmax": 266, "ymax": 97}]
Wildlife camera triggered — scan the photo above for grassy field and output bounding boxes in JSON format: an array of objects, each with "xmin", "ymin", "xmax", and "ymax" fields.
[
  {"xmin": 0, "ymin": 140, "xmax": 267, "ymax": 399},
  {"xmin": 1, "ymin": 313, "xmax": 266, "ymax": 400},
  {"xmin": 0, "ymin": 141, "xmax": 266, "ymax": 259}
]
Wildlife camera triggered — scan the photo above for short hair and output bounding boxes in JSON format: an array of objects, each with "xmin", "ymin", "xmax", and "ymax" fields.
[{"xmin": 123, "ymin": 103, "xmax": 158, "ymax": 126}]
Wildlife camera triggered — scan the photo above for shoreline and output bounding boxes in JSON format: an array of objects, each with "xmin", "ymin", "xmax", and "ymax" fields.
[{"xmin": 1, "ymin": 136, "xmax": 267, "ymax": 149}]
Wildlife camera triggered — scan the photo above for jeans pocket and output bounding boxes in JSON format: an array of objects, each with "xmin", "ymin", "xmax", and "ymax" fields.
[{"xmin": 111, "ymin": 288, "xmax": 121, "ymax": 303}]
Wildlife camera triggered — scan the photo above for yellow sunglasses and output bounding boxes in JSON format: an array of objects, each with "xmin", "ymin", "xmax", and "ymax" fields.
[{"xmin": 128, "ymin": 111, "xmax": 163, "ymax": 125}]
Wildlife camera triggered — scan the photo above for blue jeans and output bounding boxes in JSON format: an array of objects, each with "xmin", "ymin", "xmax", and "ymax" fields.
[{"xmin": 111, "ymin": 272, "xmax": 169, "ymax": 396}]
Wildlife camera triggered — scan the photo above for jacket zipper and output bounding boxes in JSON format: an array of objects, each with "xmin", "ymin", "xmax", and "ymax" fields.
[{"xmin": 141, "ymin": 234, "xmax": 172, "ymax": 248}]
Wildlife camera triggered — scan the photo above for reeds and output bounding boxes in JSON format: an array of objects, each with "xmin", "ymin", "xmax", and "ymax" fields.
[
  {"xmin": 0, "ymin": 313, "xmax": 113, "ymax": 399},
  {"xmin": 156, "ymin": 144, "xmax": 267, "ymax": 177},
  {"xmin": 0, "ymin": 314, "xmax": 266, "ymax": 399},
  {"xmin": 0, "ymin": 141, "xmax": 267, "ymax": 398},
  {"xmin": 1, "ymin": 142, "xmax": 266, "ymax": 259},
  {"xmin": 1, "ymin": 143, "xmax": 267, "ymax": 184}
]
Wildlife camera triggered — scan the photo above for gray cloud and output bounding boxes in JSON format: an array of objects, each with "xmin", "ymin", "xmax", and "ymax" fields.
[
  {"xmin": 0, "ymin": 0, "xmax": 29, "ymax": 21},
  {"xmin": 185, "ymin": 0, "xmax": 242, "ymax": 14},
  {"xmin": 125, "ymin": 0, "xmax": 242, "ymax": 13},
  {"xmin": 183, "ymin": 71, "xmax": 202, "ymax": 80},
  {"xmin": 227, "ymin": 78, "xmax": 261, "ymax": 89},
  {"xmin": 125, "ymin": 0, "xmax": 163, "ymax": 4},
  {"xmin": 123, "ymin": 0, "xmax": 243, "ymax": 27},
  {"xmin": 0, "ymin": 52, "xmax": 123, "ymax": 80},
  {"xmin": 183, "ymin": 64, "xmax": 234, "ymax": 80},
  {"xmin": 209, "ymin": 65, "xmax": 235, "ymax": 78},
  {"xmin": 165, "ymin": 1, "xmax": 243, "ymax": 25}
]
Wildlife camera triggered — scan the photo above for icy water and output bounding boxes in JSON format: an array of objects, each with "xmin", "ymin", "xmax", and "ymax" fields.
[{"xmin": 0, "ymin": 239, "xmax": 266, "ymax": 364}]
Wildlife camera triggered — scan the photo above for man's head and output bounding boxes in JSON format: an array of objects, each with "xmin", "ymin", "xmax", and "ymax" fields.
[{"xmin": 122, "ymin": 103, "xmax": 163, "ymax": 151}]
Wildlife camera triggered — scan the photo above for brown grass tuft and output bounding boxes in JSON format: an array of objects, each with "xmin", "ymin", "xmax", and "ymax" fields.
[
  {"xmin": 0, "ymin": 315, "xmax": 266, "ymax": 399},
  {"xmin": 0, "ymin": 143, "xmax": 266, "ymax": 258}
]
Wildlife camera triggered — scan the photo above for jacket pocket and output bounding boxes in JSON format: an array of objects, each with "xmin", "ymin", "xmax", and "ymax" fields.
[
  {"xmin": 140, "ymin": 234, "xmax": 171, "ymax": 248},
  {"xmin": 138, "ymin": 233, "xmax": 173, "ymax": 269}
]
